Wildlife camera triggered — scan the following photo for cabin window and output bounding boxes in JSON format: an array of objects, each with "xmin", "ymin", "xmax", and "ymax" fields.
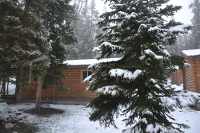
[{"xmin": 82, "ymin": 70, "xmax": 92, "ymax": 82}]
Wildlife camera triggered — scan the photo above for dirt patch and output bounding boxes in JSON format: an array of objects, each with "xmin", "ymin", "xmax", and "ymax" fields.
[{"xmin": 24, "ymin": 107, "xmax": 65, "ymax": 117}]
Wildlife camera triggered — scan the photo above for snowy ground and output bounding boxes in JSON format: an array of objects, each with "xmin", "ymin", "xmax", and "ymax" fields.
[
  {"xmin": 2, "ymin": 83, "xmax": 200, "ymax": 133},
  {"xmin": 7, "ymin": 102, "xmax": 200, "ymax": 133}
]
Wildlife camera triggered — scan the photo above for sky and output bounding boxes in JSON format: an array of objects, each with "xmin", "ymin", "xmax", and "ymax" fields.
[
  {"xmin": 168, "ymin": 0, "xmax": 193, "ymax": 24},
  {"xmin": 95, "ymin": 0, "xmax": 193, "ymax": 24}
]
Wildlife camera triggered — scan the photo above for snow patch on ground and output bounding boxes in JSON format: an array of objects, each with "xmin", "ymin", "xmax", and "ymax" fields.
[{"xmin": 0, "ymin": 102, "xmax": 8, "ymax": 120}]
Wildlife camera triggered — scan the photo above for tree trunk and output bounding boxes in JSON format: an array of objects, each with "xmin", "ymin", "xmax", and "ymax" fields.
[
  {"xmin": 16, "ymin": 73, "xmax": 23, "ymax": 103},
  {"xmin": 6, "ymin": 78, "xmax": 9, "ymax": 95},
  {"xmin": 35, "ymin": 77, "xmax": 43, "ymax": 112},
  {"xmin": 25, "ymin": 0, "xmax": 30, "ymax": 11},
  {"xmin": 2, "ymin": 79, "xmax": 6, "ymax": 95},
  {"xmin": 6, "ymin": 79, "xmax": 9, "ymax": 102}
]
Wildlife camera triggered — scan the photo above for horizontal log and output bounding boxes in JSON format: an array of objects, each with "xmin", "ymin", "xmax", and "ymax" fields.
[{"xmin": 185, "ymin": 80, "xmax": 194, "ymax": 84}]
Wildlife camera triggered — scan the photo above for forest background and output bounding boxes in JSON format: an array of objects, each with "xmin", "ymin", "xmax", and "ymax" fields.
[{"xmin": 70, "ymin": 0, "xmax": 200, "ymax": 59}]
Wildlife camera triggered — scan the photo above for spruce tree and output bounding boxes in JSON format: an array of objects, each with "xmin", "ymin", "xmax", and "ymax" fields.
[
  {"xmin": 85, "ymin": 0, "xmax": 190, "ymax": 132},
  {"xmin": 42, "ymin": 0, "xmax": 77, "ymax": 91},
  {"xmin": 189, "ymin": 0, "xmax": 200, "ymax": 48}
]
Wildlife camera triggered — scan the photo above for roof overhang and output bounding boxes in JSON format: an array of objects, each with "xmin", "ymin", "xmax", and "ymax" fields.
[
  {"xmin": 182, "ymin": 49, "xmax": 200, "ymax": 59},
  {"xmin": 64, "ymin": 58, "xmax": 121, "ymax": 66}
]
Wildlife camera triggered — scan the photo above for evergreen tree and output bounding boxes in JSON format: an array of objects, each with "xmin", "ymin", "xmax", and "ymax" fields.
[
  {"xmin": 42, "ymin": 0, "xmax": 77, "ymax": 91},
  {"xmin": 0, "ymin": 0, "xmax": 50, "ymax": 92},
  {"xmin": 84, "ymin": 0, "xmax": 190, "ymax": 132},
  {"xmin": 189, "ymin": 0, "xmax": 200, "ymax": 49}
]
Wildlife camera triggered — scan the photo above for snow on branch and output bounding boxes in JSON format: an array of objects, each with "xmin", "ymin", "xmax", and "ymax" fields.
[
  {"xmin": 169, "ymin": 24, "xmax": 192, "ymax": 32},
  {"xmin": 83, "ymin": 74, "xmax": 93, "ymax": 83},
  {"xmin": 148, "ymin": 26, "xmax": 161, "ymax": 32},
  {"xmin": 118, "ymin": 11, "xmax": 127, "ymax": 16},
  {"xmin": 158, "ymin": 45, "xmax": 170, "ymax": 56},
  {"xmin": 140, "ymin": 49, "xmax": 163, "ymax": 60},
  {"xmin": 95, "ymin": 85, "xmax": 123, "ymax": 96},
  {"xmin": 93, "ymin": 42, "xmax": 124, "ymax": 58},
  {"xmin": 138, "ymin": 24, "xmax": 148, "ymax": 33},
  {"xmin": 118, "ymin": 11, "xmax": 137, "ymax": 19},
  {"xmin": 109, "ymin": 69, "xmax": 142, "ymax": 81},
  {"xmin": 93, "ymin": 42, "xmax": 123, "ymax": 52}
]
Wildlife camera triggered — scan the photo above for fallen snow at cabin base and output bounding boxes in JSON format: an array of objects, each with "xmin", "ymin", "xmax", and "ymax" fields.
[
  {"xmin": 1, "ymin": 83, "xmax": 200, "ymax": 133},
  {"xmin": 2, "ymin": 84, "xmax": 200, "ymax": 133}
]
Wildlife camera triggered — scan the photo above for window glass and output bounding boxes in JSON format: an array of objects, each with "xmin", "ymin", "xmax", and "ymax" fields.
[
  {"xmin": 82, "ymin": 70, "xmax": 92, "ymax": 81},
  {"xmin": 82, "ymin": 71, "xmax": 87, "ymax": 81},
  {"xmin": 88, "ymin": 71, "xmax": 92, "ymax": 76}
]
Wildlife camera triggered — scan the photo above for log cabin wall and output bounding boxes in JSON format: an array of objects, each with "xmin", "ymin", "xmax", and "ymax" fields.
[
  {"xmin": 22, "ymin": 65, "xmax": 97, "ymax": 104},
  {"xmin": 22, "ymin": 58, "xmax": 120, "ymax": 104},
  {"xmin": 170, "ymin": 69, "xmax": 183, "ymax": 84},
  {"xmin": 182, "ymin": 59, "xmax": 196, "ymax": 92},
  {"xmin": 182, "ymin": 50, "xmax": 200, "ymax": 93},
  {"xmin": 58, "ymin": 66, "xmax": 97, "ymax": 102}
]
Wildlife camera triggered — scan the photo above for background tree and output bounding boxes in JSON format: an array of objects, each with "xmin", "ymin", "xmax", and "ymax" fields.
[
  {"xmin": 0, "ymin": 0, "xmax": 77, "ymax": 112},
  {"xmin": 0, "ymin": 0, "xmax": 50, "ymax": 95},
  {"xmin": 42, "ymin": 0, "xmax": 77, "ymax": 92},
  {"xmin": 167, "ymin": 33, "xmax": 193, "ymax": 55},
  {"xmin": 167, "ymin": 0, "xmax": 200, "ymax": 55},
  {"xmin": 68, "ymin": 0, "xmax": 101, "ymax": 59},
  {"xmin": 28, "ymin": 0, "xmax": 77, "ymax": 112},
  {"xmin": 0, "ymin": 1, "xmax": 10, "ymax": 95},
  {"xmin": 85, "ymin": 0, "xmax": 190, "ymax": 132},
  {"xmin": 189, "ymin": 0, "xmax": 200, "ymax": 48}
]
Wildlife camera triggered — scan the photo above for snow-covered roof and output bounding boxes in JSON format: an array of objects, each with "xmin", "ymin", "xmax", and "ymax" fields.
[
  {"xmin": 182, "ymin": 49, "xmax": 200, "ymax": 57},
  {"xmin": 64, "ymin": 58, "xmax": 121, "ymax": 66}
]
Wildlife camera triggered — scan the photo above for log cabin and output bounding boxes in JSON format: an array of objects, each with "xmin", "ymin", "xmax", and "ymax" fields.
[
  {"xmin": 181, "ymin": 49, "xmax": 200, "ymax": 93},
  {"xmin": 22, "ymin": 58, "xmax": 120, "ymax": 104}
]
